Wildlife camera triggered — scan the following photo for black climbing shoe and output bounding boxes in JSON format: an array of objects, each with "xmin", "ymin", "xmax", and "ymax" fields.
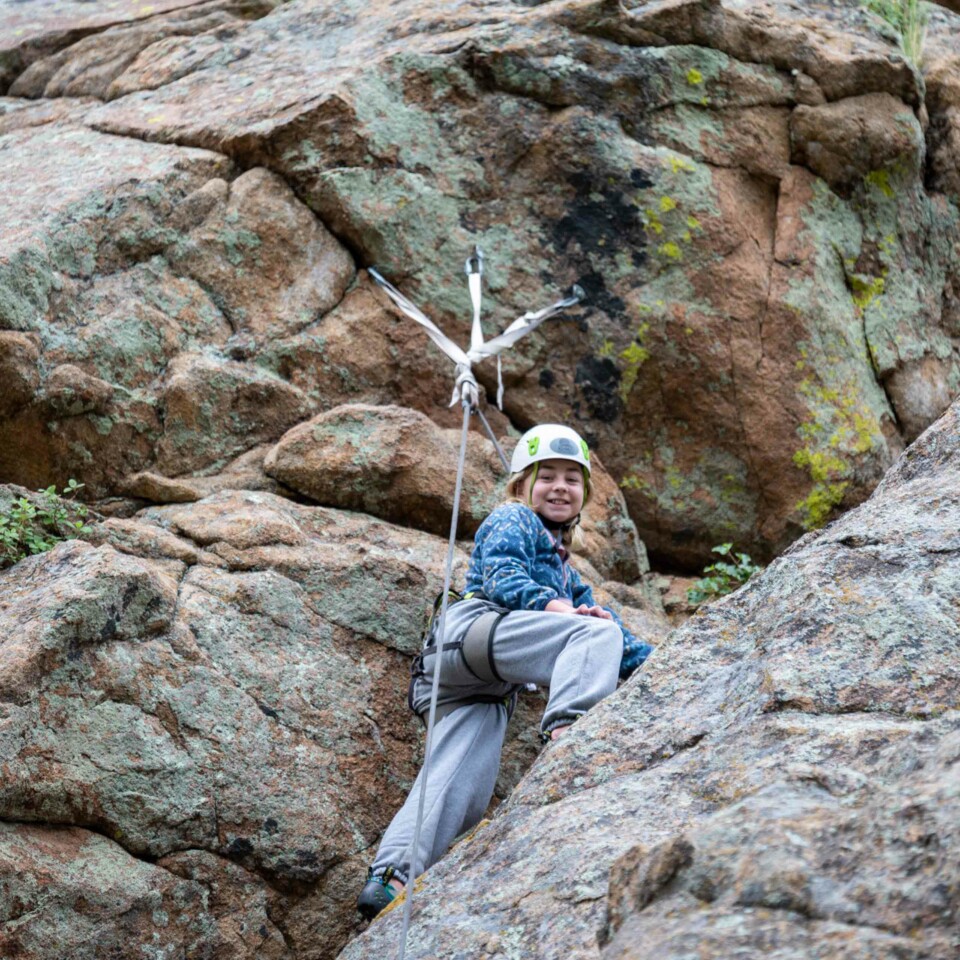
[{"xmin": 357, "ymin": 872, "xmax": 398, "ymax": 920}]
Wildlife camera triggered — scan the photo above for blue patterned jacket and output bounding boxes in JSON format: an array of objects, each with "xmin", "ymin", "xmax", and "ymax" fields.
[{"xmin": 463, "ymin": 503, "xmax": 653, "ymax": 679}]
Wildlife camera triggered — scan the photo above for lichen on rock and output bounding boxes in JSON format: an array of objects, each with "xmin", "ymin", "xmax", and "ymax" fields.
[{"xmin": 2, "ymin": 1, "xmax": 960, "ymax": 958}]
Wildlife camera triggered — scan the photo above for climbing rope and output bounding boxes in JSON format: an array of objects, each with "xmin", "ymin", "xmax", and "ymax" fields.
[
  {"xmin": 396, "ymin": 398, "xmax": 470, "ymax": 960},
  {"xmin": 369, "ymin": 250, "xmax": 582, "ymax": 960},
  {"xmin": 473, "ymin": 404, "xmax": 510, "ymax": 472}
]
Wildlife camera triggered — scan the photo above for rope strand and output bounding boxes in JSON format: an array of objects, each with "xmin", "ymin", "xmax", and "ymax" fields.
[
  {"xmin": 473, "ymin": 406, "xmax": 510, "ymax": 472},
  {"xmin": 397, "ymin": 399, "xmax": 472, "ymax": 960}
]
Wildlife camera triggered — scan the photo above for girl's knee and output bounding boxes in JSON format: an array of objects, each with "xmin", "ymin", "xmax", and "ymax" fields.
[
  {"xmin": 563, "ymin": 618, "xmax": 622, "ymax": 662},
  {"xmin": 593, "ymin": 618, "xmax": 623, "ymax": 644},
  {"xmin": 595, "ymin": 619, "xmax": 624, "ymax": 659}
]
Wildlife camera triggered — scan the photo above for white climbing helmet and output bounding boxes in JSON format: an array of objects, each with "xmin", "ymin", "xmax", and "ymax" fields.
[{"xmin": 510, "ymin": 423, "xmax": 591, "ymax": 477}]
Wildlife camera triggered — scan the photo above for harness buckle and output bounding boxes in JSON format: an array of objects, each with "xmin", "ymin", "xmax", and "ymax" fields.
[{"xmin": 409, "ymin": 652, "xmax": 425, "ymax": 679}]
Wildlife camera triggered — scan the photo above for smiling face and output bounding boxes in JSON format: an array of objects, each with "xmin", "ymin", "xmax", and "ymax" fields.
[{"xmin": 525, "ymin": 458, "xmax": 585, "ymax": 524}]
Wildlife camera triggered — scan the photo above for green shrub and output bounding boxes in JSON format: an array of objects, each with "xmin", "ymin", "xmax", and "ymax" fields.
[
  {"xmin": 0, "ymin": 479, "xmax": 92, "ymax": 568},
  {"xmin": 863, "ymin": 0, "xmax": 929, "ymax": 64},
  {"xmin": 687, "ymin": 543, "xmax": 763, "ymax": 605}
]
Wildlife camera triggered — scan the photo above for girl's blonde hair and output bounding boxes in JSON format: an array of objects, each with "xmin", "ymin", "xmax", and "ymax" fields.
[{"xmin": 504, "ymin": 463, "xmax": 589, "ymax": 550}]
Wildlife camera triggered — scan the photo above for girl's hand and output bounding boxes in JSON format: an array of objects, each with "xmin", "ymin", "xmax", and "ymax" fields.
[
  {"xmin": 545, "ymin": 599, "xmax": 576, "ymax": 614},
  {"xmin": 573, "ymin": 605, "xmax": 613, "ymax": 620}
]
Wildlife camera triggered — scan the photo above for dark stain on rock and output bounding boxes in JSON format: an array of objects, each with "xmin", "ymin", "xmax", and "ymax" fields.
[
  {"xmin": 263, "ymin": 817, "xmax": 279, "ymax": 834},
  {"xmin": 576, "ymin": 270, "xmax": 626, "ymax": 322},
  {"xmin": 552, "ymin": 171, "xmax": 649, "ymax": 273},
  {"xmin": 539, "ymin": 368, "xmax": 555, "ymax": 389},
  {"xmin": 295, "ymin": 849, "xmax": 319, "ymax": 867},
  {"xmin": 96, "ymin": 582, "xmax": 142, "ymax": 642},
  {"xmin": 99, "ymin": 612, "xmax": 119, "ymax": 642},
  {"xmin": 228, "ymin": 837, "xmax": 254, "ymax": 857},
  {"xmin": 575, "ymin": 355, "xmax": 622, "ymax": 423},
  {"xmin": 121, "ymin": 581, "xmax": 139, "ymax": 610},
  {"xmin": 142, "ymin": 594, "xmax": 166, "ymax": 624},
  {"xmin": 258, "ymin": 701, "xmax": 279, "ymax": 719}
]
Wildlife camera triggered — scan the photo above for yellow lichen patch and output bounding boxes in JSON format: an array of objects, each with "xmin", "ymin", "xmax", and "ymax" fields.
[
  {"xmin": 667, "ymin": 155, "xmax": 696, "ymax": 174},
  {"xmin": 792, "ymin": 377, "xmax": 883, "ymax": 530},
  {"xmin": 686, "ymin": 68, "xmax": 704, "ymax": 85},
  {"xmin": 619, "ymin": 323, "xmax": 651, "ymax": 401},
  {"xmin": 850, "ymin": 273, "xmax": 886, "ymax": 311},
  {"xmin": 794, "ymin": 477, "xmax": 849, "ymax": 529},
  {"xmin": 850, "ymin": 411, "xmax": 876, "ymax": 454},
  {"xmin": 642, "ymin": 209, "xmax": 664, "ymax": 234},
  {"xmin": 864, "ymin": 169, "xmax": 895, "ymax": 199},
  {"xmin": 452, "ymin": 818, "xmax": 491, "ymax": 848},
  {"xmin": 620, "ymin": 473, "xmax": 655, "ymax": 498},
  {"xmin": 794, "ymin": 448, "xmax": 847, "ymax": 484},
  {"xmin": 376, "ymin": 873, "xmax": 430, "ymax": 920},
  {"xmin": 644, "ymin": 192, "xmax": 697, "ymax": 262}
]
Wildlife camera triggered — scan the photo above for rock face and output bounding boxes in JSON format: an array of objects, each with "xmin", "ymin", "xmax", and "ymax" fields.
[
  {"xmin": 342, "ymin": 398, "xmax": 960, "ymax": 959},
  {"xmin": 79, "ymin": 0, "xmax": 960, "ymax": 564},
  {"xmin": 0, "ymin": 822, "xmax": 288, "ymax": 960},
  {"xmin": 0, "ymin": 488, "xmax": 667, "ymax": 959},
  {"xmin": 2, "ymin": 1, "xmax": 960, "ymax": 958},
  {"xmin": 263, "ymin": 402, "xmax": 649, "ymax": 580},
  {"xmin": 2, "ymin": 0, "xmax": 960, "ymax": 567}
]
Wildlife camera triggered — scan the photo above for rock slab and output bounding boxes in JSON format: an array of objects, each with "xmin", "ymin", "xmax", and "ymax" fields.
[{"xmin": 340, "ymin": 398, "xmax": 960, "ymax": 959}]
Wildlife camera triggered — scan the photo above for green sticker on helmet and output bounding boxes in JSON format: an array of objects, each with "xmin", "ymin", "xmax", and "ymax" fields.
[
  {"xmin": 580, "ymin": 440, "xmax": 590, "ymax": 460},
  {"xmin": 527, "ymin": 436, "xmax": 540, "ymax": 456}
]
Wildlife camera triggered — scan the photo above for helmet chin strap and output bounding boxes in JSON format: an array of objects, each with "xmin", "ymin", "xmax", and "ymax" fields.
[
  {"xmin": 525, "ymin": 462, "xmax": 540, "ymax": 507},
  {"xmin": 539, "ymin": 512, "xmax": 581, "ymax": 535}
]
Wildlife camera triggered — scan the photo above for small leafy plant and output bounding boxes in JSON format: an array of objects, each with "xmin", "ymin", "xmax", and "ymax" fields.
[
  {"xmin": 687, "ymin": 543, "xmax": 763, "ymax": 605},
  {"xmin": 0, "ymin": 479, "xmax": 92, "ymax": 568}
]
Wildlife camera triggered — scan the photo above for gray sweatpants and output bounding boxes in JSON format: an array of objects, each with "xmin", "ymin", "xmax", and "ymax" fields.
[{"xmin": 371, "ymin": 599, "xmax": 623, "ymax": 883}]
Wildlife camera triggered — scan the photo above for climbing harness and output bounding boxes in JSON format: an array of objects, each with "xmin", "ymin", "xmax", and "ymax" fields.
[
  {"xmin": 408, "ymin": 592, "xmax": 517, "ymax": 722},
  {"xmin": 407, "ymin": 590, "xmax": 516, "ymax": 720},
  {"xmin": 460, "ymin": 608, "xmax": 511, "ymax": 684},
  {"xmin": 368, "ymin": 249, "xmax": 583, "ymax": 959}
]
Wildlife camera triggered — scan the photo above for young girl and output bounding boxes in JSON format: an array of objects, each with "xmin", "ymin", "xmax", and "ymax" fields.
[{"xmin": 357, "ymin": 423, "xmax": 653, "ymax": 918}]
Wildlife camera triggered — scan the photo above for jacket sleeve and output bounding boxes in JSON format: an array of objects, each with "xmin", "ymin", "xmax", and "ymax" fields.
[
  {"xmin": 569, "ymin": 564, "xmax": 654, "ymax": 680},
  {"xmin": 568, "ymin": 565, "xmax": 598, "ymax": 608},
  {"xmin": 478, "ymin": 506, "xmax": 560, "ymax": 611}
]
